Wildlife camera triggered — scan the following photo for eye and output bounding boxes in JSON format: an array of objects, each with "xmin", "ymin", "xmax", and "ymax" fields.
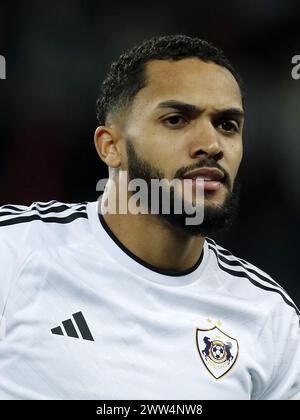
[
  {"xmin": 218, "ymin": 120, "xmax": 239, "ymax": 133},
  {"xmin": 162, "ymin": 114, "xmax": 188, "ymax": 128}
]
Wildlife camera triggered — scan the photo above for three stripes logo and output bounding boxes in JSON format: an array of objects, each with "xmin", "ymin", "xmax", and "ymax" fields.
[{"xmin": 51, "ymin": 311, "xmax": 94, "ymax": 341}]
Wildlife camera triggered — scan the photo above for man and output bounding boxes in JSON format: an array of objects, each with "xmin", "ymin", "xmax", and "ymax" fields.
[{"xmin": 0, "ymin": 35, "xmax": 299, "ymax": 400}]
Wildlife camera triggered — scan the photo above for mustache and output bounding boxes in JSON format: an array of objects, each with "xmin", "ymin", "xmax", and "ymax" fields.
[{"xmin": 174, "ymin": 159, "xmax": 231, "ymax": 188}]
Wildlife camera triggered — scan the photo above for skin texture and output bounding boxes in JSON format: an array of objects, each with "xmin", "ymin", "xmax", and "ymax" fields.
[{"xmin": 94, "ymin": 58, "xmax": 244, "ymax": 272}]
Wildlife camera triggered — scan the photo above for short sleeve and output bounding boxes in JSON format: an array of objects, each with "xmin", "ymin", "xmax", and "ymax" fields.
[
  {"xmin": 0, "ymin": 203, "xmax": 38, "ymax": 324},
  {"xmin": 0, "ymin": 199, "xmax": 89, "ymax": 327},
  {"xmin": 257, "ymin": 299, "xmax": 300, "ymax": 400}
]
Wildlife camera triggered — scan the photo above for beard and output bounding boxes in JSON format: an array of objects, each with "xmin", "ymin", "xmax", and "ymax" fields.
[{"xmin": 126, "ymin": 139, "xmax": 241, "ymax": 237}]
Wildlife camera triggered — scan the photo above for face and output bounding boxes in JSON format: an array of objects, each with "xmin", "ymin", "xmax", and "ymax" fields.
[{"xmin": 118, "ymin": 58, "xmax": 244, "ymax": 235}]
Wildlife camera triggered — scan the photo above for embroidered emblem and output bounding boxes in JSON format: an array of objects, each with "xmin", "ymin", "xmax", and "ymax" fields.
[{"xmin": 196, "ymin": 325, "xmax": 239, "ymax": 379}]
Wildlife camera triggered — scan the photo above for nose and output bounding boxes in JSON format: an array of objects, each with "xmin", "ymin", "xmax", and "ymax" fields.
[{"xmin": 189, "ymin": 121, "xmax": 223, "ymax": 161}]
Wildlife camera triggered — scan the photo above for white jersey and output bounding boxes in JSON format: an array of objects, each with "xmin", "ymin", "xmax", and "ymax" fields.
[{"xmin": 0, "ymin": 200, "xmax": 299, "ymax": 400}]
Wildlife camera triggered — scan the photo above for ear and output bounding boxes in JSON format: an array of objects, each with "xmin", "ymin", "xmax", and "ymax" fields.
[{"xmin": 94, "ymin": 126, "xmax": 121, "ymax": 168}]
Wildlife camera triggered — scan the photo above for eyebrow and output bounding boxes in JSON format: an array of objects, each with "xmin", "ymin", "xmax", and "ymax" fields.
[{"xmin": 155, "ymin": 100, "xmax": 245, "ymax": 121}]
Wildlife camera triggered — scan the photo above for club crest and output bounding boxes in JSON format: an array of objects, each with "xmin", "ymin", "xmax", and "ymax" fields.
[{"xmin": 196, "ymin": 326, "xmax": 239, "ymax": 379}]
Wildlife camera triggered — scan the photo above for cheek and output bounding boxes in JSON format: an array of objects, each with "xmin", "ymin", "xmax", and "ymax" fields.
[
  {"xmin": 137, "ymin": 128, "xmax": 173, "ymax": 164},
  {"xmin": 230, "ymin": 142, "xmax": 243, "ymax": 179}
]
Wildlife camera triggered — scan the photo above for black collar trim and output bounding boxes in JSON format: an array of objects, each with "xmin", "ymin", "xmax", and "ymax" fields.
[{"xmin": 98, "ymin": 214, "xmax": 204, "ymax": 277}]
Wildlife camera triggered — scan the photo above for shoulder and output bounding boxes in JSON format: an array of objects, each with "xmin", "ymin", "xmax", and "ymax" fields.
[
  {"xmin": 0, "ymin": 200, "xmax": 88, "ymax": 228},
  {"xmin": 0, "ymin": 199, "xmax": 90, "ymax": 254},
  {"xmin": 0, "ymin": 199, "xmax": 91, "ymax": 326},
  {"xmin": 206, "ymin": 237, "xmax": 300, "ymax": 321}
]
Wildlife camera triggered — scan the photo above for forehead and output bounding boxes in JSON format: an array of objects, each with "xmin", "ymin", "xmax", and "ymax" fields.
[{"xmin": 132, "ymin": 58, "xmax": 242, "ymax": 113}]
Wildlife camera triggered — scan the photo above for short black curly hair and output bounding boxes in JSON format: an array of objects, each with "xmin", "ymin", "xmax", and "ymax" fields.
[{"xmin": 96, "ymin": 34, "xmax": 243, "ymax": 126}]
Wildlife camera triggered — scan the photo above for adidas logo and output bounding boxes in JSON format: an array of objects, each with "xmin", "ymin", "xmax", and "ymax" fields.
[{"xmin": 51, "ymin": 311, "xmax": 94, "ymax": 341}]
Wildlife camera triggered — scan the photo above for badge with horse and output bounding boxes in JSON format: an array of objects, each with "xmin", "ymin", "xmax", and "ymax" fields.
[{"xmin": 196, "ymin": 326, "xmax": 239, "ymax": 379}]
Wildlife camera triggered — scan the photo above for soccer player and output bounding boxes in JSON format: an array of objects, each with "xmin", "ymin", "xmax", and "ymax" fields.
[{"xmin": 0, "ymin": 35, "xmax": 299, "ymax": 400}]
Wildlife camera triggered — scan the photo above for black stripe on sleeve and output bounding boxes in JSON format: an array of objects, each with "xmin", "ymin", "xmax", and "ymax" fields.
[
  {"xmin": 215, "ymin": 252, "xmax": 286, "ymax": 292},
  {"xmin": 206, "ymin": 238, "xmax": 285, "ymax": 292},
  {"xmin": 0, "ymin": 201, "xmax": 58, "ymax": 211},
  {"xmin": 36, "ymin": 201, "xmax": 88, "ymax": 208},
  {"xmin": 0, "ymin": 204, "xmax": 28, "ymax": 212},
  {"xmin": 0, "ymin": 204, "xmax": 87, "ymax": 217},
  {"xmin": 0, "ymin": 211, "xmax": 88, "ymax": 227},
  {"xmin": 208, "ymin": 244, "xmax": 300, "ymax": 317}
]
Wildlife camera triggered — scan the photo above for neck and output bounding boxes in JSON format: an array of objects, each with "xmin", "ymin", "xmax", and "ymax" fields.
[{"xmin": 101, "ymin": 191, "xmax": 205, "ymax": 272}]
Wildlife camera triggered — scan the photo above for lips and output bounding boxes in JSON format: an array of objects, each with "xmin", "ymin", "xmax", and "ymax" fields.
[
  {"xmin": 182, "ymin": 167, "xmax": 225, "ymax": 181},
  {"xmin": 182, "ymin": 167, "xmax": 226, "ymax": 191}
]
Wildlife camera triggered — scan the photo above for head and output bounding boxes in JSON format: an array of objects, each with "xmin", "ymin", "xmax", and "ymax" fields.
[{"xmin": 94, "ymin": 35, "xmax": 245, "ymax": 236}]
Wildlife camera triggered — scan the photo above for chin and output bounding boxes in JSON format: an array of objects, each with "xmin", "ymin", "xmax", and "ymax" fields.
[{"xmin": 191, "ymin": 189, "xmax": 227, "ymax": 208}]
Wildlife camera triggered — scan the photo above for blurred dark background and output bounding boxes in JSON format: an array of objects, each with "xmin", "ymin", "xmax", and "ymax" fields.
[{"xmin": 0, "ymin": 0, "xmax": 299, "ymax": 305}]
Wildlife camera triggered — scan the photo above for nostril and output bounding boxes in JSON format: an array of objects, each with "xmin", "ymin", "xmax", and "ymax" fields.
[
  {"xmin": 194, "ymin": 150, "xmax": 206, "ymax": 157},
  {"xmin": 215, "ymin": 150, "xmax": 223, "ymax": 161},
  {"xmin": 194, "ymin": 150, "xmax": 223, "ymax": 160}
]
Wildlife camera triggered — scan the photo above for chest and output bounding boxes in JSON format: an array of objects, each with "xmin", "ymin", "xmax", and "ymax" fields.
[{"xmin": 0, "ymin": 257, "xmax": 261, "ymax": 399}]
